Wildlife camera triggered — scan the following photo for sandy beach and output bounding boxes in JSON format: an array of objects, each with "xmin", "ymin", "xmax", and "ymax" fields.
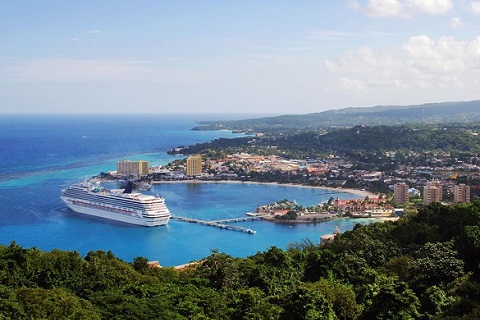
[{"xmin": 151, "ymin": 179, "xmax": 377, "ymax": 199}]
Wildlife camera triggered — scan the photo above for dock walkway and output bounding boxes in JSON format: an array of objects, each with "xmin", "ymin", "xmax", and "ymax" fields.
[
  {"xmin": 210, "ymin": 216, "xmax": 263, "ymax": 224},
  {"xmin": 171, "ymin": 215, "xmax": 258, "ymax": 234}
]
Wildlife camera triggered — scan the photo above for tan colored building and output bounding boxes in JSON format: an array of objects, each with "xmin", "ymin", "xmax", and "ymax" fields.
[
  {"xmin": 186, "ymin": 155, "xmax": 202, "ymax": 176},
  {"xmin": 117, "ymin": 160, "xmax": 150, "ymax": 176},
  {"xmin": 423, "ymin": 181, "xmax": 442, "ymax": 205},
  {"xmin": 453, "ymin": 184, "xmax": 471, "ymax": 203},
  {"xmin": 393, "ymin": 182, "xmax": 409, "ymax": 203}
]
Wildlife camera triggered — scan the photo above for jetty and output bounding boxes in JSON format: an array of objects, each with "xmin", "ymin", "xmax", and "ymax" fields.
[
  {"xmin": 210, "ymin": 216, "xmax": 263, "ymax": 224},
  {"xmin": 170, "ymin": 215, "xmax": 258, "ymax": 234}
]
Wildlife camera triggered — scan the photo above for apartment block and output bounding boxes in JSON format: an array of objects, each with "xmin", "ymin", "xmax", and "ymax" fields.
[
  {"xmin": 423, "ymin": 181, "xmax": 442, "ymax": 205},
  {"xmin": 453, "ymin": 184, "xmax": 471, "ymax": 203},
  {"xmin": 117, "ymin": 160, "xmax": 150, "ymax": 176},
  {"xmin": 393, "ymin": 182, "xmax": 409, "ymax": 203},
  {"xmin": 186, "ymin": 155, "xmax": 202, "ymax": 176}
]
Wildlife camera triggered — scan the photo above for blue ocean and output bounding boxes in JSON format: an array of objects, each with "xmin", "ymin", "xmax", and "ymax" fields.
[{"xmin": 0, "ymin": 114, "xmax": 370, "ymax": 266}]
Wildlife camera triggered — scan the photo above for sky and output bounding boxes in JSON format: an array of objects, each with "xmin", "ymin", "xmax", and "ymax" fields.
[{"xmin": 1, "ymin": 0, "xmax": 480, "ymax": 115}]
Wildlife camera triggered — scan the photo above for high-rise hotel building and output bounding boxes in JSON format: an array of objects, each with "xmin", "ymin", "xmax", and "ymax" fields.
[
  {"xmin": 423, "ymin": 181, "xmax": 442, "ymax": 205},
  {"xmin": 186, "ymin": 155, "xmax": 202, "ymax": 176},
  {"xmin": 393, "ymin": 182, "xmax": 409, "ymax": 203},
  {"xmin": 117, "ymin": 160, "xmax": 150, "ymax": 176},
  {"xmin": 453, "ymin": 184, "xmax": 471, "ymax": 203}
]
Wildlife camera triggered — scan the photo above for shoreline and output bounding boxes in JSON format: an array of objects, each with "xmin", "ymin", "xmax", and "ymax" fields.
[{"xmin": 151, "ymin": 179, "xmax": 377, "ymax": 199}]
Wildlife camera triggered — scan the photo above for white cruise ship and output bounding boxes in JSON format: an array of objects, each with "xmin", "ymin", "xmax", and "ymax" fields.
[{"xmin": 61, "ymin": 180, "xmax": 171, "ymax": 227}]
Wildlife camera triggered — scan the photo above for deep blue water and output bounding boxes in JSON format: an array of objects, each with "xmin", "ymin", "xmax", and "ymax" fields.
[{"xmin": 0, "ymin": 114, "xmax": 371, "ymax": 266}]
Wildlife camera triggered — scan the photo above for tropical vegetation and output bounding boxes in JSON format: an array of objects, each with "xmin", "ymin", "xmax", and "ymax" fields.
[
  {"xmin": 193, "ymin": 100, "xmax": 480, "ymax": 133},
  {"xmin": 177, "ymin": 125, "xmax": 480, "ymax": 160},
  {"xmin": 2, "ymin": 201, "xmax": 480, "ymax": 319}
]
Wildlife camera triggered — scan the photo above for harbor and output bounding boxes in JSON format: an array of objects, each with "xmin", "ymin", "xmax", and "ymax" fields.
[
  {"xmin": 170, "ymin": 215, "xmax": 261, "ymax": 234},
  {"xmin": 1, "ymin": 115, "xmax": 378, "ymax": 267}
]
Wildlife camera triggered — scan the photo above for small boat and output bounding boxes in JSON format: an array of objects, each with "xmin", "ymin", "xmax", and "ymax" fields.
[{"xmin": 245, "ymin": 212, "xmax": 264, "ymax": 217}]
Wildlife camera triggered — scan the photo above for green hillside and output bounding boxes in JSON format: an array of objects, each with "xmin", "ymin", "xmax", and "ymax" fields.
[
  {"xmin": 2, "ymin": 202, "xmax": 480, "ymax": 319},
  {"xmin": 178, "ymin": 124, "xmax": 480, "ymax": 159},
  {"xmin": 193, "ymin": 100, "xmax": 480, "ymax": 132}
]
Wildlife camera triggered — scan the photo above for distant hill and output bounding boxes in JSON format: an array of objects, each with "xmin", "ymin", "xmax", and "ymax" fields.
[
  {"xmin": 178, "ymin": 124, "xmax": 480, "ymax": 159},
  {"xmin": 193, "ymin": 100, "xmax": 480, "ymax": 132}
]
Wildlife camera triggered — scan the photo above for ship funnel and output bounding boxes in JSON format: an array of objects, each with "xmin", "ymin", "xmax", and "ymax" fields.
[{"xmin": 123, "ymin": 180, "xmax": 134, "ymax": 194}]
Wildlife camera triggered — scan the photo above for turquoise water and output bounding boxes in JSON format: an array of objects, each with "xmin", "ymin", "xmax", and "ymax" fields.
[{"xmin": 0, "ymin": 115, "xmax": 372, "ymax": 266}]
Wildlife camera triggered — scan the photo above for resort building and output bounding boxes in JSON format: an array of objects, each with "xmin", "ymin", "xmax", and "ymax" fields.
[
  {"xmin": 453, "ymin": 184, "xmax": 471, "ymax": 203},
  {"xmin": 393, "ymin": 182, "xmax": 409, "ymax": 203},
  {"xmin": 117, "ymin": 160, "xmax": 150, "ymax": 176},
  {"xmin": 423, "ymin": 181, "xmax": 442, "ymax": 205},
  {"xmin": 186, "ymin": 155, "xmax": 202, "ymax": 176}
]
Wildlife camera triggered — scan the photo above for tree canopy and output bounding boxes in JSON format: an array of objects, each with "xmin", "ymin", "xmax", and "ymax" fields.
[{"xmin": 2, "ymin": 201, "xmax": 480, "ymax": 319}]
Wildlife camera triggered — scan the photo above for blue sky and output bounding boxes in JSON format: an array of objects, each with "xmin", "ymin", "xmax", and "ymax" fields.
[{"xmin": 1, "ymin": 0, "xmax": 480, "ymax": 114}]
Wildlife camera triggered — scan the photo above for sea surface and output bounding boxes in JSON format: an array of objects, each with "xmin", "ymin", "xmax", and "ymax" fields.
[{"xmin": 0, "ymin": 114, "xmax": 372, "ymax": 266}]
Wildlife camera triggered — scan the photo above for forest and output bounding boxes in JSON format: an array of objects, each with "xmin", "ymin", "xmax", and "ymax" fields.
[
  {"xmin": 193, "ymin": 100, "xmax": 480, "ymax": 133},
  {"xmin": 1, "ymin": 201, "xmax": 480, "ymax": 319},
  {"xmin": 176, "ymin": 124, "xmax": 480, "ymax": 160}
]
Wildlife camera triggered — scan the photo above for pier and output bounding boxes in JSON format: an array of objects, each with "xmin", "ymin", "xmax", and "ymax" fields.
[
  {"xmin": 210, "ymin": 216, "xmax": 263, "ymax": 224},
  {"xmin": 171, "ymin": 215, "xmax": 258, "ymax": 234}
]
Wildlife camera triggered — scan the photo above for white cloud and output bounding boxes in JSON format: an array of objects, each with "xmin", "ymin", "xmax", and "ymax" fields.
[
  {"xmin": 408, "ymin": 0, "xmax": 453, "ymax": 14},
  {"xmin": 308, "ymin": 30, "xmax": 356, "ymax": 40},
  {"xmin": 403, "ymin": 36, "xmax": 468, "ymax": 73},
  {"xmin": 338, "ymin": 77, "xmax": 366, "ymax": 92},
  {"xmin": 363, "ymin": 0, "xmax": 454, "ymax": 16},
  {"xmin": 471, "ymin": 1, "xmax": 480, "ymax": 14},
  {"xmin": 366, "ymin": 0, "xmax": 403, "ymax": 16},
  {"xmin": 346, "ymin": 0, "xmax": 361, "ymax": 11},
  {"xmin": 324, "ymin": 35, "xmax": 480, "ymax": 100},
  {"xmin": 450, "ymin": 17, "xmax": 462, "ymax": 29},
  {"xmin": 325, "ymin": 47, "xmax": 405, "ymax": 89}
]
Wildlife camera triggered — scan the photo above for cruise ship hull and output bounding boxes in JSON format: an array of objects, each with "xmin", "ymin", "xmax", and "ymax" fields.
[
  {"xmin": 60, "ymin": 181, "xmax": 171, "ymax": 227},
  {"xmin": 62, "ymin": 198, "xmax": 170, "ymax": 227}
]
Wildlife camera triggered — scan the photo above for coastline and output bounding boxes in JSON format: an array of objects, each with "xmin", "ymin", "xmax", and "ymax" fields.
[
  {"xmin": 151, "ymin": 180, "xmax": 397, "ymax": 226},
  {"xmin": 151, "ymin": 179, "xmax": 377, "ymax": 199}
]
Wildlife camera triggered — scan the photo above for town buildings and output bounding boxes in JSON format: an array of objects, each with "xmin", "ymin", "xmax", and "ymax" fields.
[
  {"xmin": 453, "ymin": 184, "xmax": 471, "ymax": 203},
  {"xmin": 117, "ymin": 160, "xmax": 150, "ymax": 176},
  {"xmin": 393, "ymin": 182, "xmax": 409, "ymax": 203},
  {"xmin": 186, "ymin": 155, "xmax": 202, "ymax": 176},
  {"xmin": 154, "ymin": 150, "xmax": 478, "ymax": 203},
  {"xmin": 423, "ymin": 181, "xmax": 442, "ymax": 205}
]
